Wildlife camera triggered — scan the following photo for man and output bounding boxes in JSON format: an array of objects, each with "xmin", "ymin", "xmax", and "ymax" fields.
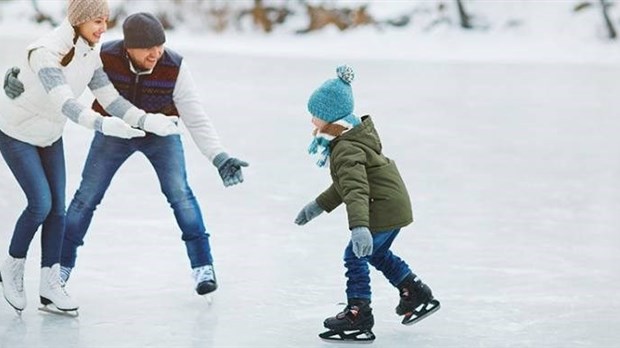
[{"xmin": 4, "ymin": 12, "xmax": 248, "ymax": 297}]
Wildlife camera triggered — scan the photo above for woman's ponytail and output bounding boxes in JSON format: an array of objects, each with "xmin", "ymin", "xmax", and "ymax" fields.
[{"xmin": 60, "ymin": 28, "xmax": 79, "ymax": 67}]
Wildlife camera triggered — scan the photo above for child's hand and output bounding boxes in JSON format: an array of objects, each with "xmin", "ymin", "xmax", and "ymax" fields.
[
  {"xmin": 294, "ymin": 200, "xmax": 324, "ymax": 225},
  {"xmin": 351, "ymin": 227, "xmax": 373, "ymax": 258}
]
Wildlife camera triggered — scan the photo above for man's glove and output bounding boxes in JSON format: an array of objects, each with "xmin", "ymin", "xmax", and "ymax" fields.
[
  {"xmin": 351, "ymin": 226, "xmax": 373, "ymax": 258},
  {"xmin": 101, "ymin": 117, "xmax": 146, "ymax": 139},
  {"xmin": 294, "ymin": 200, "xmax": 324, "ymax": 225},
  {"xmin": 138, "ymin": 113, "xmax": 180, "ymax": 136},
  {"xmin": 213, "ymin": 152, "xmax": 249, "ymax": 187},
  {"xmin": 4, "ymin": 67, "xmax": 24, "ymax": 99}
]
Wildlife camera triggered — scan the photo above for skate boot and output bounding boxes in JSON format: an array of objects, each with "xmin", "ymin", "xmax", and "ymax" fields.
[
  {"xmin": 0, "ymin": 256, "xmax": 27, "ymax": 313},
  {"xmin": 39, "ymin": 264, "xmax": 79, "ymax": 316},
  {"xmin": 192, "ymin": 264, "xmax": 217, "ymax": 295},
  {"xmin": 395, "ymin": 274, "xmax": 440, "ymax": 325},
  {"xmin": 319, "ymin": 299, "xmax": 375, "ymax": 341}
]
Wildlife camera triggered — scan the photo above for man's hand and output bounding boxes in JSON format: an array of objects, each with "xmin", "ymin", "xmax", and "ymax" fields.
[
  {"xmin": 138, "ymin": 113, "xmax": 180, "ymax": 136},
  {"xmin": 4, "ymin": 67, "xmax": 24, "ymax": 99},
  {"xmin": 213, "ymin": 152, "xmax": 249, "ymax": 187},
  {"xmin": 101, "ymin": 117, "xmax": 146, "ymax": 139}
]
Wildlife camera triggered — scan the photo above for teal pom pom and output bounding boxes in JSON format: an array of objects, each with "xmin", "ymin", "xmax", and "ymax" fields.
[{"xmin": 336, "ymin": 65, "xmax": 354, "ymax": 85}]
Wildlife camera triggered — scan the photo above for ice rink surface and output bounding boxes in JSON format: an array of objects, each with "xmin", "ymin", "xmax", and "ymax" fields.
[{"xmin": 0, "ymin": 34, "xmax": 619, "ymax": 347}]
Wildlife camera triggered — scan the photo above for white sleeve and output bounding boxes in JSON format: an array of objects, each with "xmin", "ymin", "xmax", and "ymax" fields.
[
  {"xmin": 173, "ymin": 61, "xmax": 226, "ymax": 162},
  {"xmin": 28, "ymin": 47, "xmax": 105, "ymax": 131}
]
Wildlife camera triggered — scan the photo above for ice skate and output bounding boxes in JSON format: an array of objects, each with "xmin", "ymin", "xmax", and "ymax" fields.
[
  {"xmin": 0, "ymin": 256, "xmax": 27, "ymax": 314},
  {"xmin": 38, "ymin": 264, "xmax": 79, "ymax": 317},
  {"xmin": 192, "ymin": 264, "xmax": 217, "ymax": 298},
  {"xmin": 396, "ymin": 274, "xmax": 440, "ymax": 325},
  {"xmin": 319, "ymin": 299, "xmax": 375, "ymax": 342}
]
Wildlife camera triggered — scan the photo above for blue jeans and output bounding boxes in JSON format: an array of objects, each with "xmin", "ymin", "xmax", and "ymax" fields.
[
  {"xmin": 61, "ymin": 132, "xmax": 213, "ymax": 269},
  {"xmin": 343, "ymin": 229, "xmax": 412, "ymax": 300},
  {"xmin": 0, "ymin": 130, "xmax": 66, "ymax": 267}
]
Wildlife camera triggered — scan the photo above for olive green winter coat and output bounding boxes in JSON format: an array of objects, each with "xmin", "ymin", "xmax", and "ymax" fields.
[{"xmin": 315, "ymin": 116, "xmax": 413, "ymax": 232}]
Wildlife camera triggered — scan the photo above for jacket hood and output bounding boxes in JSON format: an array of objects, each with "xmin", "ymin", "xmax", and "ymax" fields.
[
  {"xmin": 27, "ymin": 19, "xmax": 75, "ymax": 57},
  {"xmin": 332, "ymin": 115, "xmax": 382, "ymax": 154}
]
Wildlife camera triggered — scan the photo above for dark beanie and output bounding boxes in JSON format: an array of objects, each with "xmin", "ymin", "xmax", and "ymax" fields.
[{"xmin": 123, "ymin": 12, "xmax": 166, "ymax": 49}]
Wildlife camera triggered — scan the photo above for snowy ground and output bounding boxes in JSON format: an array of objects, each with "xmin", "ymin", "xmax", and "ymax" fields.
[{"xmin": 1, "ymin": 11, "xmax": 620, "ymax": 348}]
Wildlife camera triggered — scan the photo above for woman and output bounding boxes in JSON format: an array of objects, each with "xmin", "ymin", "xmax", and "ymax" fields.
[{"xmin": 0, "ymin": 0, "xmax": 178, "ymax": 314}]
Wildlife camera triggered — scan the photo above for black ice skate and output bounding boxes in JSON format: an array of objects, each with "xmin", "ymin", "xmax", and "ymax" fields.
[
  {"xmin": 396, "ymin": 274, "xmax": 440, "ymax": 325},
  {"xmin": 192, "ymin": 265, "xmax": 217, "ymax": 296},
  {"xmin": 319, "ymin": 299, "xmax": 376, "ymax": 342}
]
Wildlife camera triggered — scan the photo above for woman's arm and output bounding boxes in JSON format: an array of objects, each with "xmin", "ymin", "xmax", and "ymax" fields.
[
  {"xmin": 29, "ymin": 47, "xmax": 105, "ymax": 130},
  {"xmin": 89, "ymin": 62, "xmax": 179, "ymax": 137},
  {"xmin": 28, "ymin": 47, "xmax": 143, "ymax": 138}
]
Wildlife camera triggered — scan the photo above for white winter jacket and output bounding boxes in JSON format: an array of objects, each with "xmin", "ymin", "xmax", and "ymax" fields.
[{"xmin": 0, "ymin": 19, "xmax": 146, "ymax": 147}]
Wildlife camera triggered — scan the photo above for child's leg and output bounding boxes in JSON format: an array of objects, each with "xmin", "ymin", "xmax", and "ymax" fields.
[
  {"xmin": 343, "ymin": 242, "xmax": 372, "ymax": 301},
  {"xmin": 322, "ymin": 245, "xmax": 374, "ymax": 338},
  {"xmin": 368, "ymin": 229, "xmax": 440, "ymax": 324},
  {"xmin": 367, "ymin": 229, "xmax": 413, "ymax": 287}
]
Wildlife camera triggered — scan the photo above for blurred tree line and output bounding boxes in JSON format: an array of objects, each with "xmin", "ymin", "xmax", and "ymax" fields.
[
  {"xmin": 13, "ymin": 0, "xmax": 620, "ymax": 40},
  {"xmin": 574, "ymin": 0, "xmax": 617, "ymax": 39}
]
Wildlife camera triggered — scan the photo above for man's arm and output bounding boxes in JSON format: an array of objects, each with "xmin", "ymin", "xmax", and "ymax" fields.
[
  {"xmin": 173, "ymin": 60, "xmax": 249, "ymax": 187},
  {"xmin": 173, "ymin": 61, "xmax": 226, "ymax": 161}
]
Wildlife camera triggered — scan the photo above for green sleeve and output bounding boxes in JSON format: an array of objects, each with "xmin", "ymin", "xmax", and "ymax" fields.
[
  {"xmin": 332, "ymin": 144, "xmax": 370, "ymax": 229},
  {"xmin": 316, "ymin": 184, "xmax": 342, "ymax": 212}
]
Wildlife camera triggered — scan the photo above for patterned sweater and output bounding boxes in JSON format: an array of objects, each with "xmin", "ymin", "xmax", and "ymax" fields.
[{"xmin": 92, "ymin": 40, "xmax": 225, "ymax": 161}]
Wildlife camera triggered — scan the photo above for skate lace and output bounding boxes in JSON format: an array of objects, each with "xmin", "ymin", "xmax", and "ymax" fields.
[
  {"xmin": 400, "ymin": 287, "xmax": 411, "ymax": 300},
  {"xmin": 337, "ymin": 305, "xmax": 360, "ymax": 321},
  {"xmin": 10, "ymin": 260, "xmax": 25, "ymax": 292},
  {"xmin": 192, "ymin": 265, "xmax": 215, "ymax": 284},
  {"xmin": 60, "ymin": 285, "xmax": 70, "ymax": 297},
  {"xmin": 50, "ymin": 274, "xmax": 72, "ymax": 297},
  {"xmin": 45, "ymin": 268, "xmax": 63, "ymax": 289}
]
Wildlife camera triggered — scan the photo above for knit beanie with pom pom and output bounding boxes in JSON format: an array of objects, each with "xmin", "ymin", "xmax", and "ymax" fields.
[{"xmin": 308, "ymin": 65, "xmax": 357, "ymax": 124}]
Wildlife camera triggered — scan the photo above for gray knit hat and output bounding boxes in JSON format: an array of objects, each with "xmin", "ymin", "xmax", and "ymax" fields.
[
  {"xmin": 123, "ymin": 13, "xmax": 166, "ymax": 49},
  {"xmin": 67, "ymin": 0, "xmax": 109, "ymax": 26}
]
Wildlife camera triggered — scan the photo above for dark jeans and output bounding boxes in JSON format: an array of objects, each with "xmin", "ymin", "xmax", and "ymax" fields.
[
  {"xmin": 0, "ymin": 130, "xmax": 66, "ymax": 267},
  {"xmin": 61, "ymin": 132, "xmax": 213, "ymax": 269},
  {"xmin": 343, "ymin": 228, "xmax": 412, "ymax": 300}
]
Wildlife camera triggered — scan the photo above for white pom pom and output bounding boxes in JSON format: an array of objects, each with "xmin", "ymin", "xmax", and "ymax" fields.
[{"xmin": 336, "ymin": 65, "xmax": 354, "ymax": 84}]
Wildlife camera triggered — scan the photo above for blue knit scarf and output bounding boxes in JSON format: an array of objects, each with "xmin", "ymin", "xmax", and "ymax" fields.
[{"xmin": 308, "ymin": 114, "xmax": 361, "ymax": 167}]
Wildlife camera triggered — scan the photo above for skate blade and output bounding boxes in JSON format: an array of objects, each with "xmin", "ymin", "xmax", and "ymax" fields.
[
  {"xmin": 319, "ymin": 329, "xmax": 375, "ymax": 342},
  {"xmin": 38, "ymin": 305, "xmax": 79, "ymax": 318},
  {"xmin": 2, "ymin": 293, "xmax": 24, "ymax": 316},
  {"xmin": 201, "ymin": 294, "xmax": 214, "ymax": 304},
  {"xmin": 402, "ymin": 299, "xmax": 440, "ymax": 325}
]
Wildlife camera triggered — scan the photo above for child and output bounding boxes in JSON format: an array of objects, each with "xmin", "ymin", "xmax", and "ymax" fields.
[{"xmin": 294, "ymin": 65, "xmax": 440, "ymax": 341}]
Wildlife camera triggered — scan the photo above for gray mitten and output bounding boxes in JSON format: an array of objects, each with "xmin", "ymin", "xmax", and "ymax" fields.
[
  {"xmin": 4, "ymin": 67, "xmax": 24, "ymax": 99},
  {"xmin": 213, "ymin": 152, "xmax": 249, "ymax": 187},
  {"xmin": 294, "ymin": 200, "xmax": 324, "ymax": 225},
  {"xmin": 351, "ymin": 226, "xmax": 373, "ymax": 258}
]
